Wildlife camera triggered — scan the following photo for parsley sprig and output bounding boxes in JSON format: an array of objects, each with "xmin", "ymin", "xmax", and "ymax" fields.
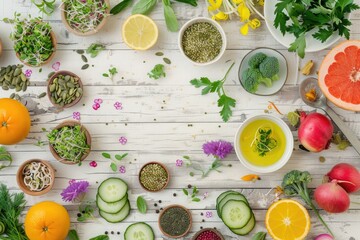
[
  {"xmin": 274, "ymin": 0, "xmax": 359, "ymax": 58},
  {"xmin": 148, "ymin": 64, "xmax": 166, "ymax": 79},
  {"xmin": 190, "ymin": 62, "xmax": 236, "ymax": 122}
]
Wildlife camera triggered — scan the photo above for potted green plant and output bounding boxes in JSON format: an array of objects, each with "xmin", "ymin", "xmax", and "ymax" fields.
[
  {"xmin": 47, "ymin": 120, "xmax": 91, "ymax": 165},
  {"xmin": 7, "ymin": 15, "xmax": 56, "ymax": 67},
  {"xmin": 61, "ymin": 0, "xmax": 110, "ymax": 36}
]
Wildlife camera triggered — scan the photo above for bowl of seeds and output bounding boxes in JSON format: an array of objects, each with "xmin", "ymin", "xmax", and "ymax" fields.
[
  {"xmin": 16, "ymin": 159, "xmax": 55, "ymax": 196},
  {"xmin": 47, "ymin": 70, "xmax": 83, "ymax": 108},
  {"xmin": 139, "ymin": 161, "xmax": 170, "ymax": 192},
  {"xmin": 159, "ymin": 204, "xmax": 192, "ymax": 238},
  {"xmin": 178, "ymin": 17, "xmax": 226, "ymax": 66},
  {"xmin": 192, "ymin": 228, "xmax": 225, "ymax": 240}
]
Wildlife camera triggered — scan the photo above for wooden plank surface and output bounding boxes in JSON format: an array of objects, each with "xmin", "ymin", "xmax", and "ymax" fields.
[{"xmin": 0, "ymin": 0, "xmax": 360, "ymax": 239}]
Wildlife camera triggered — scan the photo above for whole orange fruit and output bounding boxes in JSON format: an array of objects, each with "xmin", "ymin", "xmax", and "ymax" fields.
[
  {"xmin": 24, "ymin": 201, "xmax": 70, "ymax": 240},
  {"xmin": 0, "ymin": 98, "xmax": 31, "ymax": 145}
]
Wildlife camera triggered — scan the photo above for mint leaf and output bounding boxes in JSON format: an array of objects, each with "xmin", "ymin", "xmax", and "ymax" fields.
[
  {"xmin": 192, "ymin": 197, "xmax": 200, "ymax": 202},
  {"xmin": 110, "ymin": 162, "xmax": 117, "ymax": 172},
  {"xmin": 102, "ymin": 152, "xmax": 111, "ymax": 159},
  {"xmin": 136, "ymin": 196, "xmax": 147, "ymax": 214},
  {"xmin": 182, "ymin": 188, "xmax": 188, "ymax": 195},
  {"xmin": 218, "ymin": 95, "xmax": 236, "ymax": 122},
  {"xmin": 148, "ymin": 64, "xmax": 166, "ymax": 79}
]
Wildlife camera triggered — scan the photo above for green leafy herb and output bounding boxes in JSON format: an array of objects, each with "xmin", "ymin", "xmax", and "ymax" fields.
[
  {"xmin": 190, "ymin": 62, "xmax": 236, "ymax": 122},
  {"xmin": 89, "ymin": 235, "xmax": 109, "ymax": 240},
  {"xmin": 182, "ymin": 185, "xmax": 201, "ymax": 202},
  {"xmin": 31, "ymin": 0, "xmax": 56, "ymax": 15},
  {"xmin": 136, "ymin": 196, "xmax": 147, "ymax": 214},
  {"xmin": 0, "ymin": 147, "xmax": 12, "ymax": 170},
  {"xmin": 86, "ymin": 43, "xmax": 106, "ymax": 58},
  {"xmin": 0, "ymin": 184, "xmax": 28, "ymax": 240},
  {"xmin": 162, "ymin": 0, "xmax": 179, "ymax": 32},
  {"xmin": 148, "ymin": 64, "xmax": 166, "ymax": 79},
  {"xmin": 101, "ymin": 152, "xmax": 128, "ymax": 172},
  {"xmin": 77, "ymin": 204, "xmax": 95, "ymax": 222},
  {"xmin": 66, "ymin": 229, "xmax": 80, "ymax": 240},
  {"xmin": 274, "ymin": 0, "xmax": 359, "ymax": 58},
  {"xmin": 132, "ymin": 0, "xmax": 157, "ymax": 14},
  {"xmin": 287, "ymin": 111, "xmax": 300, "ymax": 127},
  {"xmin": 103, "ymin": 67, "xmax": 118, "ymax": 80},
  {"xmin": 252, "ymin": 128, "xmax": 278, "ymax": 157},
  {"xmin": 34, "ymin": 140, "xmax": 46, "ymax": 147},
  {"xmin": 174, "ymin": 0, "xmax": 197, "ymax": 7},
  {"xmin": 252, "ymin": 231, "xmax": 267, "ymax": 240},
  {"xmin": 332, "ymin": 132, "xmax": 350, "ymax": 150},
  {"xmin": 110, "ymin": 0, "xmax": 132, "ymax": 15}
]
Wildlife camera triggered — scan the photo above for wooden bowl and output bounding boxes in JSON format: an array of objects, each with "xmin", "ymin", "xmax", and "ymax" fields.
[
  {"xmin": 192, "ymin": 228, "xmax": 225, "ymax": 240},
  {"xmin": 47, "ymin": 70, "xmax": 83, "ymax": 109},
  {"xmin": 60, "ymin": 0, "xmax": 110, "ymax": 36},
  {"xmin": 15, "ymin": 30, "xmax": 57, "ymax": 67},
  {"xmin": 16, "ymin": 159, "xmax": 55, "ymax": 196},
  {"xmin": 49, "ymin": 120, "xmax": 91, "ymax": 165},
  {"xmin": 158, "ymin": 204, "xmax": 192, "ymax": 238},
  {"xmin": 138, "ymin": 161, "xmax": 170, "ymax": 192}
]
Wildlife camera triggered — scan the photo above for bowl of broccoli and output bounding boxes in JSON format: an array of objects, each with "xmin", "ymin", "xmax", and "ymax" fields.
[{"xmin": 239, "ymin": 48, "xmax": 288, "ymax": 95}]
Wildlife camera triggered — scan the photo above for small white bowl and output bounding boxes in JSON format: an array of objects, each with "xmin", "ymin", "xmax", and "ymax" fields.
[
  {"xmin": 178, "ymin": 17, "xmax": 227, "ymax": 66},
  {"xmin": 234, "ymin": 115, "xmax": 293, "ymax": 173}
]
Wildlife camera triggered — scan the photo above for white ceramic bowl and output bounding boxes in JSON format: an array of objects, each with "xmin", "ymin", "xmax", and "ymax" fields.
[
  {"xmin": 178, "ymin": 17, "xmax": 227, "ymax": 66},
  {"xmin": 234, "ymin": 114, "xmax": 293, "ymax": 173}
]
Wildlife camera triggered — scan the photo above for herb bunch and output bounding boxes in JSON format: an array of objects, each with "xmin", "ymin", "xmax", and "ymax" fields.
[
  {"xmin": 101, "ymin": 152, "xmax": 128, "ymax": 172},
  {"xmin": 274, "ymin": 0, "xmax": 359, "ymax": 58},
  {"xmin": 0, "ymin": 146, "xmax": 12, "ymax": 170},
  {"xmin": 47, "ymin": 125, "xmax": 90, "ymax": 164},
  {"xmin": 190, "ymin": 62, "xmax": 236, "ymax": 122},
  {"xmin": 0, "ymin": 184, "xmax": 28, "ymax": 240},
  {"xmin": 6, "ymin": 13, "xmax": 55, "ymax": 66},
  {"xmin": 102, "ymin": 67, "xmax": 118, "ymax": 81}
]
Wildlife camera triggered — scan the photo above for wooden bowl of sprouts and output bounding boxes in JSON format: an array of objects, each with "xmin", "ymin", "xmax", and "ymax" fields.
[
  {"xmin": 60, "ymin": 0, "xmax": 110, "ymax": 36},
  {"xmin": 16, "ymin": 159, "xmax": 55, "ymax": 196}
]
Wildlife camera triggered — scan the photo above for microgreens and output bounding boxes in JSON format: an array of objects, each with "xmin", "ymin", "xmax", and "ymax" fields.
[
  {"xmin": 0, "ymin": 146, "xmax": 12, "ymax": 170},
  {"xmin": 251, "ymin": 128, "xmax": 278, "ymax": 157},
  {"xmin": 182, "ymin": 185, "xmax": 201, "ymax": 202},
  {"xmin": 103, "ymin": 67, "xmax": 118, "ymax": 81},
  {"xmin": 34, "ymin": 139, "xmax": 46, "ymax": 147},
  {"xmin": 101, "ymin": 152, "xmax": 128, "ymax": 172},
  {"xmin": 148, "ymin": 64, "xmax": 166, "ymax": 79},
  {"xmin": 190, "ymin": 62, "xmax": 236, "ymax": 122},
  {"xmin": 86, "ymin": 43, "xmax": 105, "ymax": 58},
  {"xmin": 77, "ymin": 203, "xmax": 96, "ymax": 222},
  {"xmin": 32, "ymin": 0, "xmax": 56, "ymax": 15}
]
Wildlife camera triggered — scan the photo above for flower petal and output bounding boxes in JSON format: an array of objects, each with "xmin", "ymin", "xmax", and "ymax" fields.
[
  {"xmin": 240, "ymin": 23, "xmax": 249, "ymax": 35},
  {"xmin": 238, "ymin": 5, "xmax": 251, "ymax": 22},
  {"xmin": 249, "ymin": 18, "xmax": 261, "ymax": 29},
  {"xmin": 208, "ymin": 0, "xmax": 222, "ymax": 11},
  {"xmin": 212, "ymin": 12, "xmax": 229, "ymax": 21}
]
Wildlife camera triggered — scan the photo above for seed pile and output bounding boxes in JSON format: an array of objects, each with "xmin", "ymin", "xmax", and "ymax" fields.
[
  {"xmin": 182, "ymin": 22, "xmax": 222, "ymax": 63},
  {"xmin": 139, "ymin": 163, "xmax": 168, "ymax": 191},
  {"xmin": 49, "ymin": 74, "xmax": 82, "ymax": 107},
  {"xmin": 160, "ymin": 207, "xmax": 190, "ymax": 236},
  {"xmin": 196, "ymin": 230, "xmax": 221, "ymax": 240},
  {"xmin": 0, "ymin": 64, "xmax": 30, "ymax": 92}
]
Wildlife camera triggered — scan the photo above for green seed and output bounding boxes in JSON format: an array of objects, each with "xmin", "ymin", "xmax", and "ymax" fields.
[
  {"xmin": 22, "ymin": 84, "xmax": 27, "ymax": 91},
  {"xmin": 163, "ymin": 58, "xmax": 171, "ymax": 65},
  {"xmin": 16, "ymin": 85, "xmax": 22, "ymax": 92},
  {"xmin": 10, "ymin": 93, "xmax": 15, "ymax": 99},
  {"xmin": 38, "ymin": 92, "xmax": 47, "ymax": 98},
  {"xmin": 50, "ymin": 84, "xmax": 56, "ymax": 92},
  {"xmin": 48, "ymin": 71, "xmax": 55, "ymax": 78},
  {"xmin": 2, "ymin": 86, "xmax": 9, "ymax": 90},
  {"xmin": 66, "ymin": 82, "xmax": 75, "ymax": 88},
  {"xmin": 155, "ymin": 52, "xmax": 164, "ymax": 56},
  {"xmin": 81, "ymin": 64, "xmax": 89, "ymax": 70},
  {"xmin": 14, "ymin": 94, "xmax": 20, "ymax": 100},
  {"xmin": 14, "ymin": 68, "xmax": 21, "ymax": 76},
  {"xmin": 20, "ymin": 73, "xmax": 27, "ymax": 82},
  {"xmin": 81, "ymin": 55, "xmax": 88, "ymax": 63},
  {"xmin": 76, "ymin": 50, "xmax": 84, "ymax": 54}
]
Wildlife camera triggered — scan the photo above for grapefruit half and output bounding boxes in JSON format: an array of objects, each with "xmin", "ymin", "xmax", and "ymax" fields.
[{"xmin": 318, "ymin": 40, "xmax": 360, "ymax": 111}]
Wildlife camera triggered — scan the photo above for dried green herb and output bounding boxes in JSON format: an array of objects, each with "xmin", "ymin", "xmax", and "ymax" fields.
[
  {"xmin": 159, "ymin": 207, "xmax": 190, "ymax": 236},
  {"xmin": 136, "ymin": 196, "xmax": 147, "ymax": 214},
  {"xmin": 139, "ymin": 163, "xmax": 168, "ymax": 191}
]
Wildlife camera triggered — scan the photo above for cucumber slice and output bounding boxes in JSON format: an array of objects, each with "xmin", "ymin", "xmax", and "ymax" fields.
[
  {"xmin": 218, "ymin": 193, "xmax": 249, "ymax": 217},
  {"xmin": 99, "ymin": 201, "xmax": 130, "ymax": 223},
  {"xmin": 98, "ymin": 177, "xmax": 128, "ymax": 203},
  {"xmin": 221, "ymin": 200, "xmax": 252, "ymax": 229},
  {"xmin": 96, "ymin": 193, "xmax": 128, "ymax": 214},
  {"xmin": 216, "ymin": 190, "xmax": 239, "ymax": 205},
  {"xmin": 230, "ymin": 214, "xmax": 256, "ymax": 236},
  {"xmin": 124, "ymin": 222, "xmax": 155, "ymax": 240}
]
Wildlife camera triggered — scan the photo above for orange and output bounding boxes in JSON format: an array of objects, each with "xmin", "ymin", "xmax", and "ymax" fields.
[
  {"xmin": 265, "ymin": 199, "xmax": 310, "ymax": 240},
  {"xmin": 318, "ymin": 40, "xmax": 360, "ymax": 111},
  {"xmin": 0, "ymin": 98, "xmax": 31, "ymax": 145},
  {"xmin": 24, "ymin": 201, "xmax": 70, "ymax": 240}
]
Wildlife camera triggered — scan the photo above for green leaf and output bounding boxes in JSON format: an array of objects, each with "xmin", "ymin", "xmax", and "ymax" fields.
[
  {"xmin": 110, "ymin": 162, "xmax": 117, "ymax": 172},
  {"xmin": 210, "ymin": 80, "xmax": 223, "ymax": 93},
  {"xmin": 174, "ymin": 0, "xmax": 197, "ymax": 6},
  {"xmin": 192, "ymin": 186, "xmax": 197, "ymax": 194},
  {"xmin": 89, "ymin": 235, "xmax": 110, "ymax": 240},
  {"xmin": 287, "ymin": 111, "xmax": 300, "ymax": 127},
  {"xmin": 86, "ymin": 43, "xmax": 105, "ymax": 58},
  {"xmin": 183, "ymin": 155, "xmax": 190, "ymax": 160},
  {"xmin": 190, "ymin": 77, "xmax": 211, "ymax": 88},
  {"xmin": 102, "ymin": 152, "xmax": 111, "ymax": 159},
  {"xmin": 148, "ymin": 64, "xmax": 166, "ymax": 79},
  {"xmin": 162, "ymin": 0, "xmax": 179, "ymax": 32},
  {"xmin": 192, "ymin": 197, "xmax": 200, "ymax": 202},
  {"xmin": 102, "ymin": 73, "xmax": 109, "ymax": 77},
  {"xmin": 136, "ymin": 196, "xmax": 148, "ymax": 214},
  {"xmin": 252, "ymin": 231, "xmax": 267, "ymax": 240},
  {"xmin": 110, "ymin": 0, "xmax": 132, "ymax": 15},
  {"xmin": 313, "ymin": 27, "xmax": 334, "ymax": 43},
  {"xmin": 115, "ymin": 153, "xmax": 128, "ymax": 161},
  {"xmin": 288, "ymin": 33, "xmax": 306, "ymax": 58},
  {"xmin": 218, "ymin": 94, "xmax": 236, "ymax": 122},
  {"xmin": 182, "ymin": 188, "xmax": 188, "ymax": 195},
  {"xmin": 132, "ymin": 0, "xmax": 157, "ymax": 14},
  {"xmin": 274, "ymin": 12, "xmax": 289, "ymax": 36},
  {"xmin": 66, "ymin": 230, "xmax": 80, "ymax": 240}
]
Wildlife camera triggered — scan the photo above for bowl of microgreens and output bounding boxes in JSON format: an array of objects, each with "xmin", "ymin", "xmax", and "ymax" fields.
[
  {"xmin": 16, "ymin": 159, "xmax": 55, "ymax": 196},
  {"xmin": 61, "ymin": 0, "xmax": 110, "ymax": 36},
  {"xmin": 178, "ymin": 17, "xmax": 227, "ymax": 66},
  {"xmin": 234, "ymin": 114, "xmax": 293, "ymax": 173},
  {"xmin": 9, "ymin": 16, "xmax": 57, "ymax": 67},
  {"xmin": 47, "ymin": 70, "xmax": 83, "ymax": 108},
  {"xmin": 47, "ymin": 120, "xmax": 91, "ymax": 165}
]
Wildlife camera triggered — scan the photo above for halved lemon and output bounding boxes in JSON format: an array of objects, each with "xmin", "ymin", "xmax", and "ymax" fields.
[
  {"xmin": 265, "ymin": 199, "xmax": 311, "ymax": 240},
  {"xmin": 122, "ymin": 14, "xmax": 158, "ymax": 50}
]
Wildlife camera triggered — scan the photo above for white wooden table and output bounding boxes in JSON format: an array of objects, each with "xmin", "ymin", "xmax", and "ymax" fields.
[{"xmin": 1, "ymin": 1, "xmax": 360, "ymax": 239}]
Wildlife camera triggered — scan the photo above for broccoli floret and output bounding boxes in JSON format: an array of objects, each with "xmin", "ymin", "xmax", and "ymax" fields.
[
  {"xmin": 259, "ymin": 56, "xmax": 279, "ymax": 78},
  {"xmin": 258, "ymin": 76, "xmax": 272, "ymax": 87},
  {"xmin": 248, "ymin": 52, "xmax": 267, "ymax": 68},
  {"xmin": 271, "ymin": 74, "xmax": 279, "ymax": 81},
  {"xmin": 241, "ymin": 68, "xmax": 261, "ymax": 93}
]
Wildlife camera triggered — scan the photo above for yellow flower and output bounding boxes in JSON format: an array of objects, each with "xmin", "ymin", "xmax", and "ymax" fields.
[
  {"xmin": 240, "ymin": 23, "xmax": 249, "ymax": 35},
  {"xmin": 238, "ymin": 4, "xmax": 251, "ymax": 22},
  {"xmin": 258, "ymin": 0, "xmax": 264, "ymax": 6},
  {"xmin": 232, "ymin": 0, "xmax": 243, "ymax": 4},
  {"xmin": 208, "ymin": 0, "xmax": 223, "ymax": 11},
  {"xmin": 249, "ymin": 18, "xmax": 261, "ymax": 29},
  {"xmin": 212, "ymin": 12, "xmax": 229, "ymax": 21}
]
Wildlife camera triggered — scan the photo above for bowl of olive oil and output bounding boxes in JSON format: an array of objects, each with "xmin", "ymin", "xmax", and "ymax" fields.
[{"xmin": 234, "ymin": 115, "xmax": 293, "ymax": 173}]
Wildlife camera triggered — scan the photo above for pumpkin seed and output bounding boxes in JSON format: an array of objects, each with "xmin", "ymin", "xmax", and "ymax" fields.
[
  {"xmin": 20, "ymin": 73, "xmax": 27, "ymax": 82},
  {"xmin": 14, "ymin": 68, "xmax": 21, "ymax": 76},
  {"xmin": 81, "ymin": 55, "xmax": 88, "ymax": 63},
  {"xmin": 50, "ymin": 84, "xmax": 56, "ymax": 92},
  {"xmin": 10, "ymin": 93, "xmax": 15, "ymax": 99},
  {"xmin": 163, "ymin": 58, "xmax": 171, "ymax": 65},
  {"xmin": 14, "ymin": 94, "xmax": 20, "ymax": 100},
  {"xmin": 155, "ymin": 52, "xmax": 164, "ymax": 56},
  {"xmin": 76, "ymin": 49, "xmax": 84, "ymax": 54},
  {"xmin": 81, "ymin": 64, "xmax": 89, "ymax": 70},
  {"xmin": 22, "ymin": 84, "xmax": 27, "ymax": 91},
  {"xmin": 16, "ymin": 85, "xmax": 22, "ymax": 92},
  {"xmin": 48, "ymin": 71, "xmax": 55, "ymax": 78},
  {"xmin": 2, "ymin": 86, "xmax": 9, "ymax": 90},
  {"xmin": 38, "ymin": 92, "xmax": 46, "ymax": 98}
]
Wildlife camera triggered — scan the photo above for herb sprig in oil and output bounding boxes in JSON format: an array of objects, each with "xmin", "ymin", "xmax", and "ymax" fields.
[{"xmin": 251, "ymin": 127, "xmax": 277, "ymax": 156}]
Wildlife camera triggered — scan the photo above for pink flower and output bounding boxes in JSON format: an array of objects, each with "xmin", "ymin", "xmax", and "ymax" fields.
[
  {"xmin": 25, "ymin": 69, "xmax": 32, "ymax": 77},
  {"xmin": 119, "ymin": 136, "xmax": 127, "ymax": 145},
  {"xmin": 119, "ymin": 165, "xmax": 126, "ymax": 173},
  {"xmin": 89, "ymin": 161, "xmax": 97, "ymax": 167},
  {"xmin": 205, "ymin": 211, "xmax": 213, "ymax": 218},
  {"xmin": 176, "ymin": 159, "xmax": 183, "ymax": 167},
  {"xmin": 94, "ymin": 98, "xmax": 103, "ymax": 104},
  {"xmin": 73, "ymin": 112, "xmax": 80, "ymax": 120},
  {"xmin": 61, "ymin": 180, "xmax": 89, "ymax": 202},
  {"xmin": 203, "ymin": 192, "xmax": 209, "ymax": 200},
  {"xmin": 114, "ymin": 101, "xmax": 123, "ymax": 110},
  {"xmin": 92, "ymin": 103, "xmax": 100, "ymax": 110},
  {"xmin": 52, "ymin": 61, "xmax": 60, "ymax": 71},
  {"xmin": 69, "ymin": 179, "xmax": 76, "ymax": 184}
]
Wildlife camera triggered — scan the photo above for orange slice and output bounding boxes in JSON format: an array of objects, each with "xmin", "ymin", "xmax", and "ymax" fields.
[{"xmin": 265, "ymin": 199, "xmax": 311, "ymax": 240}]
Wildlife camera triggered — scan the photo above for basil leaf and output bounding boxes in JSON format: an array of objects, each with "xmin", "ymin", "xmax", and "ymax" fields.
[
  {"xmin": 136, "ymin": 196, "xmax": 147, "ymax": 214},
  {"xmin": 174, "ymin": 0, "xmax": 197, "ymax": 7},
  {"xmin": 162, "ymin": 0, "xmax": 179, "ymax": 32},
  {"xmin": 132, "ymin": 0, "xmax": 157, "ymax": 14},
  {"xmin": 110, "ymin": 162, "xmax": 117, "ymax": 172},
  {"xmin": 66, "ymin": 230, "xmax": 80, "ymax": 240},
  {"xmin": 102, "ymin": 152, "xmax": 111, "ymax": 159},
  {"xmin": 89, "ymin": 235, "xmax": 109, "ymax": 240},
  {"xmin": 110, "ymin": 0, "xmax": 132, "ymax": 15}
]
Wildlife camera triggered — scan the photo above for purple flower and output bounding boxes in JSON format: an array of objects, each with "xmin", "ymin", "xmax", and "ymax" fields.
[
  {"xmin": 114, "ymin": 101, "xmax": 123, "ymax": 110},
  {"xmin": 205, "ymin": 211, "xmax": 213, "ymax": 218},
  {"xmin": 176, "ymin": 159, "xmax": 183, "ymax": 167},
  {"xmin": 119, "ymin": 136, "xmax": 127, "ymax": 145},
  {"xmin": 89, "ymin": 161, "xmax": 97, "ymax": 167},
  {"xmin": 25, "ymin": 69, "xmax": 32, "ymax": 77},
  {"xmin": 92, "ymin": 103, "xmax": 100, "ymax": 110},
  {"xmin": 52, "ymin": 61, "xmax": 60, "ymax": 71},
  {"xmin": 203, "ymin": 192, "xmax": 209, "ymax": 199},
  {"xmin": 119, "ymin": 165, "xmax": 126, "ymax": 173},
  {"xmin": 73, "ymin": 112, "xmax": 80, "ymax": 120},
  {"xmin": 94, "ymin": 98, "xmax": 103, "ymax": 104},
  {"xmin": 61, "ymin": 180, "xmax": 89, "ymax": 202},
  {"xmin": 202, "ymin": 140, "xmax": 233, "ymax": 159}
]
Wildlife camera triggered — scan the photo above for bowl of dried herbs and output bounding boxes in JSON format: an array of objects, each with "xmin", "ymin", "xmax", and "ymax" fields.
[
  {"xmin": 159, "ymin": 204, "xmax": 192, "ymax": 238},
  {"xmin": 139, "ymin": 161, "xmax": 170, "ymax": 192},
  {"xmin": 178, "ymin": 17, "xmax": 226, "ymax": 66}
]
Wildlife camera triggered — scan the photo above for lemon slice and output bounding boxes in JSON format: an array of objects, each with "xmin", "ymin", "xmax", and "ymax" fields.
[{"xmin": 122, "ymin": 14, "xmax": 158, "ymax": 50}]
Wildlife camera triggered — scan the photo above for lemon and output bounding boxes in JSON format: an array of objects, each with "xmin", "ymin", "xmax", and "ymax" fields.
[{"xmin": 122, "ymin": 14, "xmax": 158, "ymax": 50}]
